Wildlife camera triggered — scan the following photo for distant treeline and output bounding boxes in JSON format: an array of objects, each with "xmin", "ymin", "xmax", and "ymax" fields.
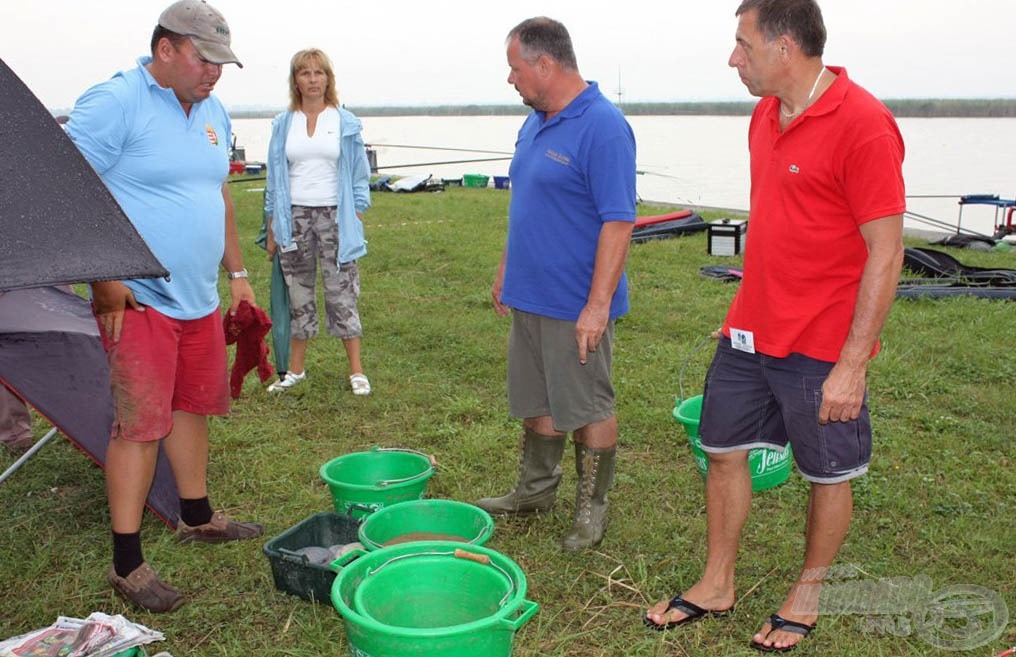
[{"xmin": 228, "ymin": 98, "xmax": 1016, "ymax": 120}]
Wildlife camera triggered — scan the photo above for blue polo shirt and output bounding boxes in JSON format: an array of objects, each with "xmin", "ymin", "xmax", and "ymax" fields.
[
  {"xmin": 502, "ymin": 82, "xmax": 636, "ymax": 322},
  {"xmin": 67, "ymin": 57, "xmax": 231, "ymax": 320}
]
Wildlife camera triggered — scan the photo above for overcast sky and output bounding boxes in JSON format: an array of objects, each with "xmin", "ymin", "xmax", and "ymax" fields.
[{"xmin": 3, "ymin": 1, "xmax": 1014, "ymax": 111}]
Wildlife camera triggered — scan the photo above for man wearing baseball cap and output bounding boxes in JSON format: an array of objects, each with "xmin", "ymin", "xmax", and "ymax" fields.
[{"xmin": 67, "ymin": 0, "xmax": 262, "ymax": 613}]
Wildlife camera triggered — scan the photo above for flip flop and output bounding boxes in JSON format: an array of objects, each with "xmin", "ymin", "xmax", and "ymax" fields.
[
  {"xmin": 643, "ymin": 595, "xmax": 733, "ymax": 631},
  {"xmin": 749, "ymin": 613, "xmax": 816, "ymax": 652}
]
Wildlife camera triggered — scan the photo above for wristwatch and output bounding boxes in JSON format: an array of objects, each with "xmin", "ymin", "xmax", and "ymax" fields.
[{"xmin": 227, "ymin": 268, "xmax": 249, "ymax": 280}]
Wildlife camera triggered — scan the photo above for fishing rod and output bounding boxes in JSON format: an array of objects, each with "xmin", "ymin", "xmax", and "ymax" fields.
[
  {"xmin": 904, "ymin": 210, "xmax": 996, "ymax": 240},
  {"xmin": 376, "ymin": 156, "xmax": 513, "ymax": 170},
  {"xmin": 636, "ymin": 169, "xmax": 684, "ymax": 181},
  {"xmin": 367, "ymin": 144, "xmax": 516, "ymax": 156}
]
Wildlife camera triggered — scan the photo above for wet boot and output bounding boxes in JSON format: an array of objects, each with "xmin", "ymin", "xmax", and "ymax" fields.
[
  {"xmin": 562, "ymin": 444, "xmax": 616, "ymax": 552},
  {"xmin": 477, "ymin": 429, "xmax": 565, "ymax": 515}
]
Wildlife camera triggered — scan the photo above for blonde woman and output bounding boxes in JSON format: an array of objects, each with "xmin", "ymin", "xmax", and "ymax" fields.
[{"xmin": 264, "ymin": 48, "xmax": 372, "ymax": 395}]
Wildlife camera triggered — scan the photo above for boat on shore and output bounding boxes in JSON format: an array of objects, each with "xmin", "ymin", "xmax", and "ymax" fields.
[{"xmin": 631, "ymin": 210, "xmax": 707, "ymax": 243}]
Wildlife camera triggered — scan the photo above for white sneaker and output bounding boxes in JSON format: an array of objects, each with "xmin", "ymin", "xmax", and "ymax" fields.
[
  {"xmin": 267, "ymin": 371, "xmax": 306, "ymax": 392},
  {"xmin": 350, "ymin": 373, "xmax": 371, "ymax": 396}
]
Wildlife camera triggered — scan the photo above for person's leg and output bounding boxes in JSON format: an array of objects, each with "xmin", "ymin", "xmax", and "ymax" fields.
[
  {"xmin": 645, "ymin": 449, "xmax": 748, "ymax": 624},
  {"xmin": 342, "ymin": 337, "xmax": 363, "ymax": 376},
  {"xmin": 99, "ymin": 307, "xmax": 183, "ymax": 612},
  {"xmin": 171, "ymin": 311, "xmax": 263, "ymax": 543},
  {"xmin": 748, "ymin": 351, "xmax": 869, "ymax": 650},
  {"xmin": 106, "ymin": 439, "xmax": 161, "ymax": 533},
  {"xmin": 751, "ymin": 481, "xmax": 852, "ymax": 650},
  {"xmin": 272, "ymin": 206, "xmax": 318, "ymax": 388},
  {"xmin": 564, "ymin": 416, "xmax": 617, "ymax": 551},
  {"xmin": 541, "ymin": 319, "xmax": 618, "ymax": 550},
  {"xmin": 318, "ymin": 208, "xmax": 366, "ymax": 383},
  {"xmin": 572, "ymin": 415, "xmax": 617, "ymax": 449},
  {"xmin": 288, "ymin": 338, "xmax": 309, "ymax": 375},
  {"xmin": 646, "ymin": 337, "xmax": 782, "ymax": 625},
  {"xmin": 162, "ymin": 410, "xmax": 209, "ymax": 500},
  {"xmin": 477, "ymin": 312, "xmax": 567, "ymax": 514}
]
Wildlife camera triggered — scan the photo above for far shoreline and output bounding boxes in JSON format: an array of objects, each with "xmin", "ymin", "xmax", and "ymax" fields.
[
  {"xmin": 222, "ymin": 98, "xmax": 1016, "ymax": 120},
  {"xmin": 50, "ymin": 98, "xmax": 1016, "ymax": 120}
]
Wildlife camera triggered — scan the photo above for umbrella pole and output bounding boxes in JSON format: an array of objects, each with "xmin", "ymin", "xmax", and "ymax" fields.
[{"xmin": 0, "ymin": 426, "xmax": 59, "ymax": 485}]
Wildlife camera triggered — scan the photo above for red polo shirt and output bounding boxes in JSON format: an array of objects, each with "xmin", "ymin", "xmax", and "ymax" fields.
[{"xmin": 723, "ymin": 67, "xmax": 906, "ymax": 363}]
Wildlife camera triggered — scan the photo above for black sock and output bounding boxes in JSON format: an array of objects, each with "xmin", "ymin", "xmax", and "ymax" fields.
[
  {"xmin": 112, "ymin": 531, "xmax": 144, "ymax": 578},
  {"xmin": 179, "ymin": 496, "xmax": 214, "ymax": 527}
]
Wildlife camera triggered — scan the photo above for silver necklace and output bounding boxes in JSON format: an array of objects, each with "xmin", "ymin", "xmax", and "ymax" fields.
[{"xmin": 780, "ymin": 67, "xmax": 826, "ymax": 119}]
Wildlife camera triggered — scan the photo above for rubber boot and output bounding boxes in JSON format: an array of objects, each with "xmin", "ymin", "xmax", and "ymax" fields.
[
  {"xmin": 562, "ymin": 444, "xmax": 616, "ymax": 551},
  {"xmin": 477, "ymin": 429, "xmax": 566, "ymax": 515}
]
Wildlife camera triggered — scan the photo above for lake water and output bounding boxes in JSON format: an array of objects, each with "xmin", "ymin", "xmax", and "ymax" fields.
[{"xmin": 232, "ymin": 115, "xmax": 1016, "ymax": 236}]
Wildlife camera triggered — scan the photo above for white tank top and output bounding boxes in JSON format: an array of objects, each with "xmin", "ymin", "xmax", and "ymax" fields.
[{"xmin": 286, "ymin": 107, "xmax": 341, "ymax": 207}]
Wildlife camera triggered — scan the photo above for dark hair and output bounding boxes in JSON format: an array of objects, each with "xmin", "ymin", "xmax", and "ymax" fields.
[
  {"xmin": 150, "ymin": 25, "xmax": 188, "ymax": 54},
  {"xmin": 506, "ymin": 17, "xmax": 578, "ymax": 71},
  {"xmin": 736, "ymin": 0, "xmax": 826, "ymax": 57}
]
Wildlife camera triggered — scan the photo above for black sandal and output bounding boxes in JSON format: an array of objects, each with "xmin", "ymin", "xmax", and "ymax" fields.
[
  {"xmin": 643, "ymin": 595, "xmax": 733, "ymax": 631},
  {"xmin": 749, "ymin": 613, "xmax": 816, "ymax": 652}
]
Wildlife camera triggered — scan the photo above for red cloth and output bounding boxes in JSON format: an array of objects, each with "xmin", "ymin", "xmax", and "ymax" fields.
[{"xmin": 223, "ymin": 301, "xmax": 274, "ymax": 399}]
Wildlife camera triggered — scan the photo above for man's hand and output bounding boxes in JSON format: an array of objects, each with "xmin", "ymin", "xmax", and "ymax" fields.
[
  {"xmin": 90, "ymin": 280, "xmax": 142, "ymax": 342},
  {"xmin": 491, "ymin": 250, "xmax": 510, "ymax": 316},
  {"xmin": 575, "ymin": 302, "xmax": 609, "ymax": 365},
  {"xmin": 491, "ymin": 280, "xmax": 510, "ymax": 316},
  {"xmin": 228, "ymin": 278, "xmax": 256, "ymax": 314},
  {"xmin": 819, "ymin": 361, "xmax": 867, "ymax": 424}
]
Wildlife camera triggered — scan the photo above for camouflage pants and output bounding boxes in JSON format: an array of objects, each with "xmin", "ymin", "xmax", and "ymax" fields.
[{"xmin": 279, "ymin": 205, "xmax": 362, "ymax": 340}]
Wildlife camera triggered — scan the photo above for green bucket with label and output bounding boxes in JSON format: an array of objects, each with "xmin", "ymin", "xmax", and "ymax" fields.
[
  {"xmin": 331, "ymin": 541, "xmax": 538, "ymax": 657},
  {"xmin": 673, "ymin": 395, "xmax": 793, "ymax": 491},
  {"xmin": 320, "ymin": 447, "xmax": 436, "ymax": 519}
]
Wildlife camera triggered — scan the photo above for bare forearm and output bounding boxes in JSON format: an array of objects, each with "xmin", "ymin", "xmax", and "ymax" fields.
[
  {"xmin": 586, "ymin": 220, "xmax": 635, "ymax": 310},
  {"xmin": 838, "ymin": 216, "xmax": 904, "ymax": 369}
]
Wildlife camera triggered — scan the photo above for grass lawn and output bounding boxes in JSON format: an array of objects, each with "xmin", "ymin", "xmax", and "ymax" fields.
[{"xmin": 1, "ymin": 182, "xmax": 1013, "ymax": 656}]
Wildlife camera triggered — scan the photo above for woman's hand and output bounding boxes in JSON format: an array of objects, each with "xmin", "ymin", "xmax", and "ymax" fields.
[{"xmin": 265, "ymin": 219, "xmax": 277, "ymax": 259}]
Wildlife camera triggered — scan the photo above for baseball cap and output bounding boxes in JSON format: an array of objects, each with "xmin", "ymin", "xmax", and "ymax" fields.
[{"xmin": 158, "ymin": 0, "xmax": 242, "ymax": 67}]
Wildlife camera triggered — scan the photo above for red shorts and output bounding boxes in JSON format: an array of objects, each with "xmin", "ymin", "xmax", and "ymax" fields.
[{"xmin": 98, "ymin": 307, "xmax": 230, "ymax": 442}]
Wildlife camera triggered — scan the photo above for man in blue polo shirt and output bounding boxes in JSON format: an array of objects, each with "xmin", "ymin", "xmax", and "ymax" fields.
[
  {"xmin": 477, "ymin": 16, "xmax": 637, "ymax": 552},
  {"xmin": 67, "ymin": 0, "xmax": 262, "ymax": 613}
]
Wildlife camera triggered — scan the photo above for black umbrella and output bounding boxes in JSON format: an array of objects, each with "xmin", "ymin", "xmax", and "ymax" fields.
[
  {"xmin": 0, "ymin": 58, "xmax": 179, "ymax": 525},
  {"xmin": 0, "ymin": 57, "xmax": 167, "ymax": 291},
  {"xmin": 0, "ymin": 287, "xmax": 181, "ymax": 527}
]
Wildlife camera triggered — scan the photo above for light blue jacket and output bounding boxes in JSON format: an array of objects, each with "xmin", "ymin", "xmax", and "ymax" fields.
[{"xmin": 264, "ymin": 107, "xmax": 371, "ymax": 264}]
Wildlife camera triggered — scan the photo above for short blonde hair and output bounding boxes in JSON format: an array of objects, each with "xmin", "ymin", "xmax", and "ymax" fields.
[{"xmin": 288, "ymin": 48, "xmax": 339, "ymax": 110}]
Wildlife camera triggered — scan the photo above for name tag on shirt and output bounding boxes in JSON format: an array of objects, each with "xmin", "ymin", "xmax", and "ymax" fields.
[
  {"xmin": 730, "ymin": 328, "xmax": 756, "ymax": 354},
  {"xmin": 280, "ymin": 242, "xmax": 298, "ymax": 253}
]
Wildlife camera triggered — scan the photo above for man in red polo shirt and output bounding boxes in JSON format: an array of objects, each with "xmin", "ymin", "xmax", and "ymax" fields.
[{"xmin": 645, "ymin": 0, "xmax": 905, "ymax": 652}]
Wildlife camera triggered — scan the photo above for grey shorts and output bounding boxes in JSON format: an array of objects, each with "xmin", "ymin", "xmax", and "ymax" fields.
[
  {"xmin": 699, "ymin": 337, "xmax": 872, "ymax": 484},
  {"xmin": 507, "ymin": 310, "xmax": 615, "ymax": 433},
  {"xmin": 279, "ymin": 205, "xmax": 362, "ymax": 340}
]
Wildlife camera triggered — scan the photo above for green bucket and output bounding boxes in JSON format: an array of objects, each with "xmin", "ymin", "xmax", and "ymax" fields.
[
  {"xmin": 358, "ymin": 499, "xmax": 495, "ymax": 550},
  {"xmin": 673, "ymin": 395, "xmax": 793, "ymax": 492},
  {"xmin": 320, "ymin": 447, "xmax": 436, "ymax": 519},
  {"xmin": 331, "ymin": 541, "xmax": 539, "ymax": 657}
]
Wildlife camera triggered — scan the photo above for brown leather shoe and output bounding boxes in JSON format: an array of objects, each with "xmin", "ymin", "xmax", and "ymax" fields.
[
  {"xmin": 108, "ymin": 563, "xmax": 185, "ymax": 613},
  {"xmin": 176, "ymin": 511, "xmax": 264, "ymax": 543}
]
